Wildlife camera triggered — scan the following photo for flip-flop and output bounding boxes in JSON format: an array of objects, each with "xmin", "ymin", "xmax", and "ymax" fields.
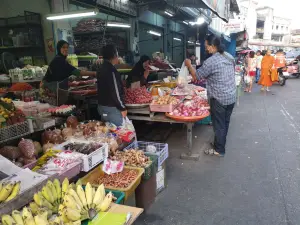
[{"xmin": 204, "ymin": 149, "xmax": 225, "ymax": 157}]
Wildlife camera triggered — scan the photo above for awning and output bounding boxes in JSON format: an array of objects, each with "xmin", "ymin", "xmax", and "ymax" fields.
[{"xmin": 165, "ymin": 0, "xmax": 230, "ymax": 22}]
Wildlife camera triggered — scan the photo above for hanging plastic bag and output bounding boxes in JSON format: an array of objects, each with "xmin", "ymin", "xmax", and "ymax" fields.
[
  {"xmin": 116, "ymin": 117, "xmax": 136, "ymax": 142},
  {"xmin": 177, "ymin": 62, "xmax": 189, "ymax": 88}
]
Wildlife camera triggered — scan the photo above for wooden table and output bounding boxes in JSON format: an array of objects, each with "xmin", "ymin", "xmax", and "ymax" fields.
[
  {"xmin": 108, "ymin": 203, "xmax": 143, "ymax": 225},
  {"xmin": 127, "ymin": 107, "xmax": 201, "ymax": 160}
]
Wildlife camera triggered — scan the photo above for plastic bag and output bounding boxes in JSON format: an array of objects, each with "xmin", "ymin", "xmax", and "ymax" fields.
[
  {"xmin": 122, "ymin": 117, "xmax": 135, "ymax": 132},
  {"xmin": 177, "ymin": 62, "xmax": 189, "ymax": 88}
]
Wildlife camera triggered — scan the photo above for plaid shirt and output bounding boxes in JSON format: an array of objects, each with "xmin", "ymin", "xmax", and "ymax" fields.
[{"xmin": 196, "ymin": 52, "xmax": 236, "ymax": 105}]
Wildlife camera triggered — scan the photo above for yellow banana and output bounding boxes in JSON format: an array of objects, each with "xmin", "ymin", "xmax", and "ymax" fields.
[
  {"xmin": 5, "ymin": 182, "xmax": 21, "ymax": 202},
  {"xmin": 53, "ymin": 179, "xmax": 61, "ymax": 203},
  {"xmin": 64, "ymin": 208, "xmax": 81, "ymax": 222},
  {"xmin": 69, "ymin": 183, "xmax": 76, "ymax": 191},
  {"xmin": 97, "ymin": 192, "xmax": 113, "ymax": 212},
  {"xmin": 85, "ymin": 183, "xmax": 93, "ymax": 209},
  {"xmin": 33, "ymin": 193, "xmax": 42, "ymax": 206},
  {"xmin": 37, "ymin": 192, "xmax": 53, "ymax": 210},
  {"xmin": 22, "ymin": 207, "xmax": 36, "ymax": 225},
  {"xmin": 76, "ymin": 185, "xmax": 88, "ymax": 210},
  {"xmin": 12, "ymin": 210, "xmax": 24, "ymax": 225},
  {"xmin": 67, "ymin": 189, "xmax": 83, "ymax": 209},
  {"xmin": 0, "ymin": 182, "xmax": 14, "ymax": 202},
  {"xmin": 75, "ymin": 179, "xmax": 82, "ymax": 187},
  {"xmin": 29, "ymin": 202, "xmax": 39, "ymax": 215},
  {"xmin": 63, "ymin": 194, "xmax": 81, "ymax": 211},
  {"xmin": 62, "ymin": 178, "xmax": 69, "ymax": 199},
  {"xmin": 46, "ymin": 181, "xmax": 57, "ymax": 203},
  {"xmin": 1, "ymin": 215, "xmax": 16, "ymax": 225},
  {"xmin": 36, "ymin": 207, "xmax": 52, "ymax": 219},
  {"xmin": 34, "ymin": 212, "xmax": 48, "ymax": 225},
  {"xmin": 92, "ymin": 184, "xmax": 105, "ymax": 208},
  {"xmin": 42, "ymin": 186, "xmax": 54, "ymax": 204},
  {"xmin": 72, "ymin": 221, "xmax": 81, "ymax": 225}
]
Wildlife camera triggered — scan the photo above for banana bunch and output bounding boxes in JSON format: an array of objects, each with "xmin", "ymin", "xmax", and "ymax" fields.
[
  {"xmin": 32, "ymin": 178, "xmax": 64, "ymax": 214},
  {"xmin": 1, "ymin": 207, "xmax": 81, "ymax": 225},
  {"xmin": 0, "ymin": 181, "xmax": 21, "ymax": 203},
  {"xmin": 60, "ymin": 182, "xmax": 113, "ymax": 222}
]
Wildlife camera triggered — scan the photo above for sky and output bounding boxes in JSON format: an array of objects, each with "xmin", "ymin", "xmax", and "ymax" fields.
[{"xmin": 258, "ymin": 0, "xmax": 299, "ymax": 29}]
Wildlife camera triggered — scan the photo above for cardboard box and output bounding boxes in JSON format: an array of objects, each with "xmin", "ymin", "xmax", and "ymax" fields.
[{"xmin": 156, "ymin": 161, "xmax": 167, "ymax": 195}]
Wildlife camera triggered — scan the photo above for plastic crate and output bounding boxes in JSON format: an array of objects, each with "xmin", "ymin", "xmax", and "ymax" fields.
[
  {"xmin": 81, "ymin": 165, "xmax": 144, "ymax": 201},
  {"xmin": 196, "ymin": 115, "xmax": 212, "ymax": 125},
  {"xmin": 54, "ymin": 141, "xmax": 108, "ymax": 172},
  {"xmin": 0, "ymin": 121, "xmax": 30, "ymax": 143},
  {"xmin": 124, "ymin": 141, "xmax": 168, "ymax": 167}
]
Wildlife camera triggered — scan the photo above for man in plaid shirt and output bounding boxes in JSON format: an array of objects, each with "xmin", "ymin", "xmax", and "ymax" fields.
[{"xmin": 186, "ymin": 34, "xmax": 236, "ymax": 157}]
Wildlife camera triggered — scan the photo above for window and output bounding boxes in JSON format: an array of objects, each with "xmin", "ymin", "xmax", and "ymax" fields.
[
  {"xmin": 286, "ymin": 27, "xmax": 288, "ymax": 31},
  {"xmin": 276, "ymin": 25, "xmax": 278, "ymax": 30},
  {"xmin": 281, "ymin": 26, "xmax": 284, "ymax": 30},
  {"xmin": 272, "ymin": 25, "xmax": 274, "ymax": 30}
]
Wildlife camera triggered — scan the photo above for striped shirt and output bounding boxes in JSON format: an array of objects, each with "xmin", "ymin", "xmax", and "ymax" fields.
[{"xmin": 196, "ymin": 52, "xmax": 236, "ymax": 105}]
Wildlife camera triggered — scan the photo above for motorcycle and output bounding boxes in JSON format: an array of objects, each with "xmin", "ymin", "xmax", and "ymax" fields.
[
  {"xmin": 277, "ymin": 67, "xmax": 288, "ymax": 86},
  {"xmin": 283, "ymin": 59, "xmax": 300, "ymax": 79}
]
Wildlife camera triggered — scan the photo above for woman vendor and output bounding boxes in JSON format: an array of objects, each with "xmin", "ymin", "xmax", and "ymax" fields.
[
  {"xmin": 97, "ymin": 45, "xmax": 127, "ymax": 126},
  {"xmin": 40, "ymin": 40, "xmax": 96, "ymax": 105},
  {"xmin": 126, "ymin": 55, "xmax": 151, "ymax": 87}
]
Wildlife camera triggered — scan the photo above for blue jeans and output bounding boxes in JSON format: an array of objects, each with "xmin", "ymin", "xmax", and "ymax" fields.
[
  {"xmin": 98, "ymin": 105, "xmax": 123, "ymax": 126},
  {"xmin": 256, "ymin": 69, "xmax": 261, "ymax": 82},
  {"xmin": 210, "ymin": 98, "xmax": 235, "ymax": 154}
]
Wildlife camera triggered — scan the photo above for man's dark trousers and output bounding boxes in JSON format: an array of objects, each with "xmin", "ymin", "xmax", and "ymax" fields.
[{"xmin": 210, "ymin": 98, "xmax": 235, "ymax": 154}]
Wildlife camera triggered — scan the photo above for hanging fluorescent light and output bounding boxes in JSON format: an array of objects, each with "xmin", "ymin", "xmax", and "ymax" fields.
[
  {"xmin": 147, "ymin": 30, "xmax": 162, "ymax": 36},
  {"xmin": 164, "ymin": 11, "xmax": 174, "ymax": 17},
  {"xmin": 187, "ymin": 41, "xmax": 194, "ymax": 44},
  {"xmin": 183, "ymin": 21, "xmax": 189, "ymax": 25},
  {"xmin": 173, "ymin": 38, "xmax": 181, "ymax": 42},
  {"xmin": 107, "ymin": 22, "xmax": 131, "ymax": 28},
  {"xmin": 46, "ymin": 9, "xmax": 98, "ymax": 20},
  {"xmin": 189, "ymin": 16, "xmax": 205, "ymax": 26}
]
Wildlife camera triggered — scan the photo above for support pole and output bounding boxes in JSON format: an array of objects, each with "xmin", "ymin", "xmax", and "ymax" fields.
[{"xmin": 180, "ymin": 122, "xmax": 200, "ymax": 161}]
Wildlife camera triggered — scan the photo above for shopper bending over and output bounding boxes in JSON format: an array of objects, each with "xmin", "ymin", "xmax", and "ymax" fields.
[
  {"xmin": 97, "ymin": 45, "xmax": 127, "ymax": 126},
  {"xmin": 41, "ymin": 40, "xmax": 96, "ymax": 105},
  {"xmin": 185, "ymin": 34, "xmax": 236, "ymax": 157},
  {"xmin": 126, "ymin": 55, "xmax": 151, "ymax": 87}
]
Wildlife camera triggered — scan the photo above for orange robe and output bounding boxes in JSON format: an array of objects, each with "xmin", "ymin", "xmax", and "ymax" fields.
[
  {"xmin": 258, "ymin": 55, "xmax": 274, "ymax": 87},
  {"xmin": 271, "ymin": 53, "xmax": 286, "ymax": 82}
]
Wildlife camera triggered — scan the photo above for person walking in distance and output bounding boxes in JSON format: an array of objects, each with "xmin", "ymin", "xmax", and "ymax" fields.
[
  {"xmin": 256, "ymin": 50, "xmax": 263, "ymax": 83},
  {"xmin": 258, "ymin": 50, "xmax": 274, "ymax": 91},
  {"xmin": 245, "ymin": 51, "xmax": 256, "ymax": 93},
  {"xmin": 185, "ymin": 34, "xmax": 236, "ymax": 157}
]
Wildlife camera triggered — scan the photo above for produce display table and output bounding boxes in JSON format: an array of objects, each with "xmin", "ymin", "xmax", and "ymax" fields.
[
  {"xmin": 108, "ymin": 203, "xmax": 143, "ymax": 225},
  {"xmin": 127, "ymin": 107, "xmax": 207, "ymax": 160}
]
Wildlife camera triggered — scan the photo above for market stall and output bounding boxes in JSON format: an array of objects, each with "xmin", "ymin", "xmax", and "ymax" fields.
[{"xmin": 0, "ymin": 94, "xmax": 167, "ymax": 223}]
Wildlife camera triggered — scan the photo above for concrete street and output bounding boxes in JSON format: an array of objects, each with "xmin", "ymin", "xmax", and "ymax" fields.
[{"xmin": 136, "ymin": 79, "xmax": 300, "ymax": 225}]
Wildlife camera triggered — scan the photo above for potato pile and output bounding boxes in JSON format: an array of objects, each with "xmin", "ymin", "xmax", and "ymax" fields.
[{"xmin": 154, "ymin": 95, "xmax": 178, "ymax": 105}]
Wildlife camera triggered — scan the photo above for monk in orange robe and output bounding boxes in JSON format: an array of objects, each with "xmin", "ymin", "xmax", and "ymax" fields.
[
  {"xmin": 271, "ymin": 49, "xmax": 286, "ymax": 82},
  {"xmin": 258, "ymin": 50, "xmax": 274, "ymax": 91}
]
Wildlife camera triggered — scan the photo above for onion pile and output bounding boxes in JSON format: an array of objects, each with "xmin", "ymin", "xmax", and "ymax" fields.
[
  {"xmin": 124, "ymin": 87, "xmax": 152, "ymax": 104},
  {"xmin": 169, "ymin": 96, "xmax": 209, "ymax": 117}
]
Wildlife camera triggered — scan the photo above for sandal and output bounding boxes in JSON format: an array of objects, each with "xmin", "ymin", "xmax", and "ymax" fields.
[{"xmin": 204, "ymin": 149, "xmax": 225, "ymax": 157}]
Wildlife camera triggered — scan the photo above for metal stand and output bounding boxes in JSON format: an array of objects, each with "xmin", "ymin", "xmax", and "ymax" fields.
[{"xmin": 180, "ymin": 122, "xmax": 200, "ymax": 161}]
